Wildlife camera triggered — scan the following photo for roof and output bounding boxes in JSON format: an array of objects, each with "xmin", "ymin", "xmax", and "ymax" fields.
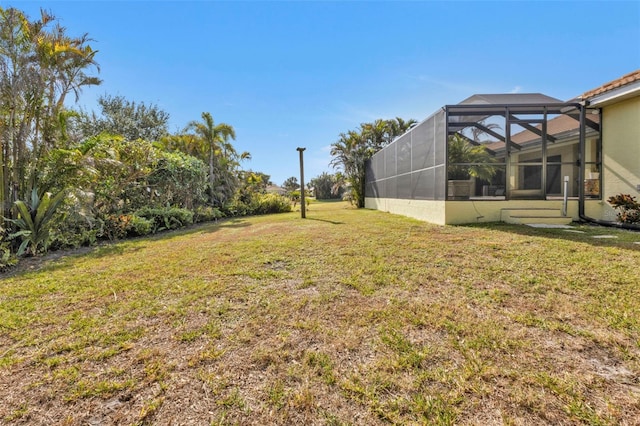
[
  {"xmin": 448, "ymin": 93, "xmax": 572, "ymax": 120},
  {"xmin": 510, "ymin": 114, "xmax": 599, "ymax": 144},
  {"xmin": 581, "ymin": 69, "xmax": 640, "ymax": 99},
  {"xmin": 266, "ymin": 185, "xmax": 286, "ymax": 193},
  {"xmin": 457, "ymin": 93, "xmax": 564, "ymax": 105},
  {"xmin": 484, "ymin": 113, "xmax": 600, "ymax": 152}
]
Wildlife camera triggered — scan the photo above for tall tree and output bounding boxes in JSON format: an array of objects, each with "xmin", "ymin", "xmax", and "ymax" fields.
[
  {"xmin": 282, "ymin": 176, "xmax": 299, "ymax": 193},
  {"xmin": 0, "ymin": 7, "xmax": 100, "ymax": 217},
  {"xmin": 330, "ymin": 130, "xmax": 368, "ymax": 207},
  {"xmin": 77, "ymin": 94, "xmax": 169, "ymax": 142},
  {"xmin": 329, "ymin": 118, "xmax": 416, "ymax": 208},
  {"xmin": 309, "ymin": 172, "xmax": 341, "ymax": 200},
  {"xmin": 186, "ymin": 112, "xmax": 245, "ymax": 207}
]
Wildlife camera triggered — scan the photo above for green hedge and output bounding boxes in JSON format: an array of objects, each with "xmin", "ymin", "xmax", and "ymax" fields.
[
  {"xmin": 225, "ymin": 193, "xmax": 292, "ymax": 217},
  {"xmin": 135, "ymin": 207, "xmax": 194, "ymax": 233}
]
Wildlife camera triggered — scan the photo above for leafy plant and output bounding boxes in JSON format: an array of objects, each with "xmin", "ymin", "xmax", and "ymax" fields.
[
  {"xmin": 49, "ymin": 192, "xmax": 100, "ymax": 250},
  {"xmin": 147, "ymin": 151, "xmax": 208, "ymax": 210},
  {"xmin": 224, "ymin": 192, "xmax": 291, "ymax": 217},
  {"xmin": 99, "ymin": 214, "xmax": 153, "ymax": 241},
  {"xmin": 128, "ymin": 215, "xmax": 154, "ymax": 236},
  {"xmin": 5, "ymin": 188, "xmax": 67, "ymax": 256},
  {"xmin": 607, "ymin": 194, "xmax": 640, "ymax": 223},
  {"xmin": 0, "ymin": 230, "xmax": 17, "ymax": 271},
  {"xmin": 289, "ymin": 190, "xmax": 301, "ymax": 204},
  {"xmin": 135, "ymin": 207, "xmax": 194, "ymax": 233},
  {"xmin": 254, "ymin": 193, "xmax": 292, "ymax": 215},
  {"xmin": 447, "ymin": 134, "xmax": 496, "ymax": 181},
  {"xmin": 193, "ymin": 206, "xmax": 224, "ymax": 223}
]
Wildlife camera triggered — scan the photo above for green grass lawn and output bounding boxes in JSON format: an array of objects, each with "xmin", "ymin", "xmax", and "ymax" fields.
[{"xmin": 1, "ymin": 201, "xmax": 639, "ymax": 425}]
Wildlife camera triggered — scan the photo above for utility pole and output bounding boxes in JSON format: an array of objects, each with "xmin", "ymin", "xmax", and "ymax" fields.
[{"xmin": 297, "ymin": 147, "xmax": 306, "ymax": 219}]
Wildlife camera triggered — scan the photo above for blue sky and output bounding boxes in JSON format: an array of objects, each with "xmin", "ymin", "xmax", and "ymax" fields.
[{"xmin": 7, "ymin": 0, "xmax": 640, "ymax": 186}]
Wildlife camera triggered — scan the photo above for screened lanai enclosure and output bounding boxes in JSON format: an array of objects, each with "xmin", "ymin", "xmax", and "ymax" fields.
[{"xmin": 365, "ymin": 94, "xmax": 602, "ymax": 204}]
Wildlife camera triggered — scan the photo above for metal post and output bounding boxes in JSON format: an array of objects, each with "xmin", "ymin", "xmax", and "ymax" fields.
[
  {"xmin": 563, "ymin": 176, "xmax": 569, "ymax": 217},
  {"xmin": 297, "ymin": 147, "xmax": 306, "ymax": 219},
  {"xmin": 578, "ymin": 103, "xmax": 586, "ymax": 218}
]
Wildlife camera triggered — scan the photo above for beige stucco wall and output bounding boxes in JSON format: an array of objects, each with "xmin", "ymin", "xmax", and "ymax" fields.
[
  {"xmin": 444, "ymin": 200, "xmax": 581, "ymax": 224},
  {"xmin": 365, "ymin": 198, "xmax": 446, "ymax": 225},
  {"xmin": 366, "ymin": 197, "xmax": 604, "ymax": 225},
  {"xmin": 595, "ymin": 96, "xmax": 640, "ymax": 220}
]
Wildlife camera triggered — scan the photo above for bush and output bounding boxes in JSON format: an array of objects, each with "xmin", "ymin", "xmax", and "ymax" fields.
[
  {"xmin": 128, "ymin": 215, "xmax": 154, "ymax": 236},
  {"xmin": 50, "ymin": 227, "xmax": 100, "ymax": 250},
  {"xmin": 99, "ymin": 214, "xmax": 153, "ymax": 240},
  {"xmin": 0, "ymin": 236, "xmax": 18, "ymax": 272},
  {"xmin": 607, "ymin": 194, "xmax": 640, "ymax": 224},
  {"xmin": 222, "ymin": 198, "xmax": 253, "ymax": 217},
  {"xmin": 148, "ymin": 152, "xmax": 208, "ymax": 209},
  {"xmin": 135, "ymin": 207, "xmax": 194, "ymax": 233},
  {"xmin": 193, "ymin": 206, "xmax": 224, "ymax": 223},
  {"xmin": 50, "ymin": 198, "xmax": 101, "ymax": 250},
  {"xmin": 254, "ymin": 193, "xmax": 292, "ymax": 215},
  {"xmin": 224, "ymin": 193, "xmax": 292, "ymax": 217}
]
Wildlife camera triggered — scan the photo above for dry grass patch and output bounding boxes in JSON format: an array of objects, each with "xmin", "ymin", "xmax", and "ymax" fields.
[{"xmin": 1, "ymin": 202, "xmax": 639, "ymax": 425}]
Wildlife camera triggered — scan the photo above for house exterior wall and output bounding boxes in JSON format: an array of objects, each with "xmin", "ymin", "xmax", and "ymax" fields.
[
  {"xmin": 596, "ymin": 96, "xmax": 640, "ymax": 221},
  {"xmin": 366, "ymin": 197, "xmax": 602, "ymax": 225},
  {"xmin": 365, "ymin": 197, "xmax": 446, "ymax": 225}
]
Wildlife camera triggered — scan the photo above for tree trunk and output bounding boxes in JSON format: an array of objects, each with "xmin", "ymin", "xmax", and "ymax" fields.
[
  {"xmin": 0, "ymin": 136, "xmax": 6, "ymax": 218},
  {"xmin": 209, "ymin": 142, "xmax": 215, "ymax": 206}
]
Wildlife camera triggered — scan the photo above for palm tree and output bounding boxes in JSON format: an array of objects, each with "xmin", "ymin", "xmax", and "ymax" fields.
[
  {"xmin": 330, "ymin": 130, "xmax": 368, "ymax": 207},
  {"xmin": 469, "ymin": 119, "xmax": 501, "ymax": 143},
  {"xmin": 388, "ymin": 117, "xmax": 418, "ymax": 141},
  {"xmin": 186, "ymin": 112, "xmax": 236, "ymax": 206},
  {"xmin": 329, "ymin": 118, "xmax": 418, "ymax": 208},
  {"xmin": 0, "ymin": 7, "xmax": 100, "ymax": 218},
  {"xmin": 447, "ymin": 134, "xmax": 496, "ymax": 181}
]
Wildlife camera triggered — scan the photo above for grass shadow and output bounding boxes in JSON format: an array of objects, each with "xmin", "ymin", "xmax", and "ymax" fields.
[
  {"xmin": 461, "ymin": 222, "xmax": 640, "ymax": 251},
  {"xmin": 144, "ymin": 217, "xmax": 251, "ymax": 242},
  {"xmin": 1, "ymin": 218, "xmax": 252, "ymax": 279},
  {"xmin": 306, "ymin": 217, "xmax": 344, "ymax": 225}
]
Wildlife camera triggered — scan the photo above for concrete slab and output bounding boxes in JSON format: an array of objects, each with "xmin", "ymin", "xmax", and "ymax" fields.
[
  {"xmin": 592, "ymin": 235, "xmax": 618, "ymax": 239},
  {"xmin": 563, "ymin": 230, "xmax": 586, "ymax": 234},
  {"xmin": 526, "ymin": 224, "xmax": 574, "ymax": 229}
]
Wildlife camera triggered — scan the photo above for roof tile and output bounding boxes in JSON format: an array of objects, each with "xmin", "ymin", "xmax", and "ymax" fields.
[{"xmin": 581, "ymin": 69, "xmax": 640, "ymax": 99}]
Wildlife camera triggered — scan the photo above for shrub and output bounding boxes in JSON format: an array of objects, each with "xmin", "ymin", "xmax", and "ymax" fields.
[
  {"xmin": 98, "ymin": 214, "xmax": 153, "ymax": 241},
  {"xmin": 50, "ymin": 227, "xmax": 100, "ymax": 250},
  {"xmin": 254, "ymin": 193, "xmax": 292, "ymax": 215},
  {"xmin": 224, "ymin": 193, "xmax": 292, "ymax": 217},
  {"xmin": 607, "ymin": 194, "xmax": 640, "ymax": 224},
  {"xmin": 148, "ymin": 152, "xmax": 208, "ymax": 209},
  {"xmin": 50, "ymin": 193, "xmax": 101, "ymax": 250},
  {"xmin": 99, "ymin": 214, "xmax": 128, "ymax": 241},
  {"xmin": 0, "ymin": 235, "xmax": 18, "ymax": 272},
  {"xmin": 128, "ymin": 215, "xmax": 154, "ymax": 236},
  {"xmin": 135, "ymin": 207, "xmax": 194, "ymax": 233},
  {"xmin": 193, "ymin": 206, "xmax": 224, "ymax": 223},
  {"xmin": 223, "ymin": 198, "xmax": 253, "ymax": 217}
]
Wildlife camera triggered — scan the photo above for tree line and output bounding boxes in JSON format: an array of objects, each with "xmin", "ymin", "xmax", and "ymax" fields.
[
  {"xmin": 0, "ymin": 6, "xmax": 418, "ymax": 269},
  {"xmin": 0, "ymin": 7, "xmax": 289, "ymax": 267}
]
